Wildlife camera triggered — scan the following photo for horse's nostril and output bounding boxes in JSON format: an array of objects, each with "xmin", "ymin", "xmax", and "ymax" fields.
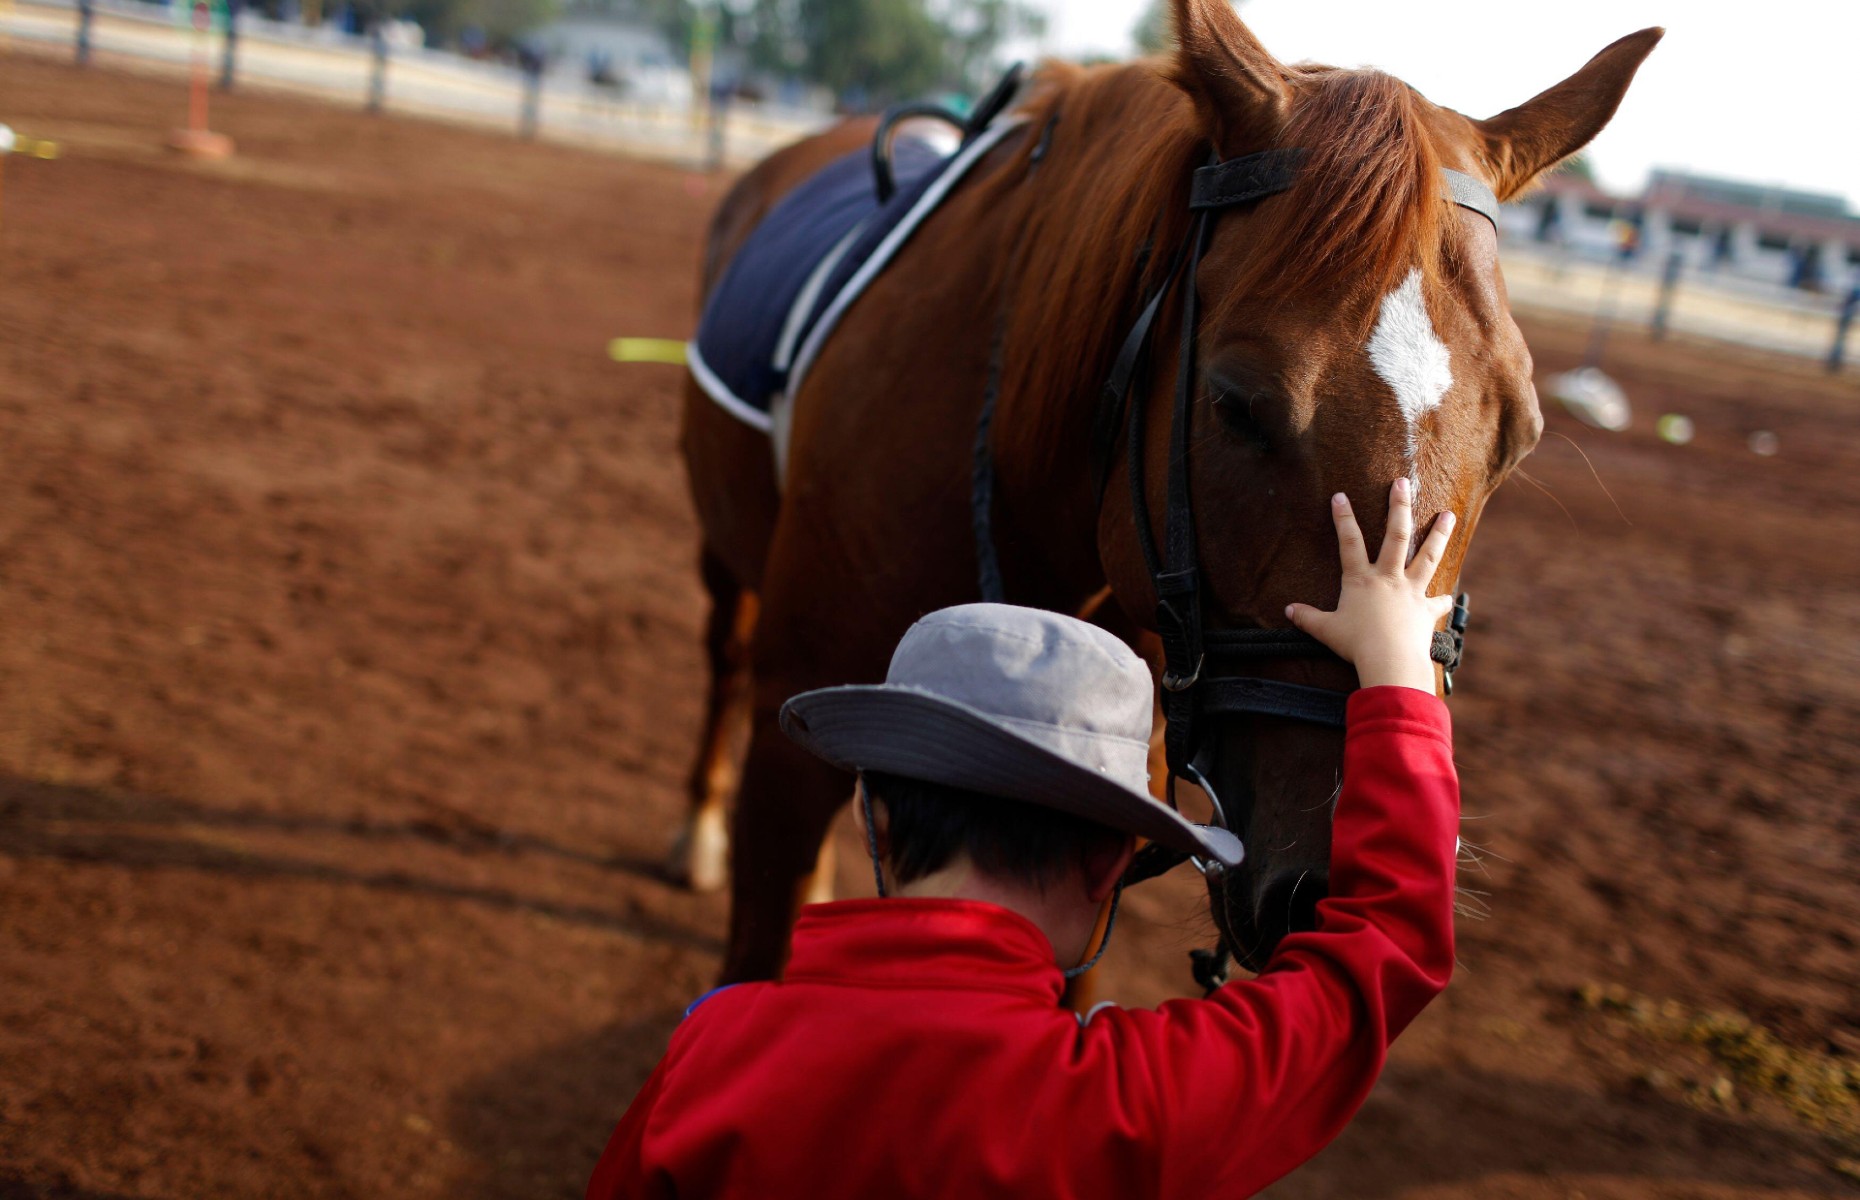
[{"xmin": 1257, "ymin": 869, "xmax": 1330, "ymax": 938}]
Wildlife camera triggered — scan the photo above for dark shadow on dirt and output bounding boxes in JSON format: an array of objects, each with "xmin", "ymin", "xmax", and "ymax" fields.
[
  {"xmin": 442, "ymin": 1008, "xmax": 685, "ymax": 1200},
  {"xmin": 0, "ymin": 1176, "xmax": 159, "ymax": 1200},
  {"xmin": 0, "ymin": 776, "xmax": 719, "ymax": 955},
  {"xmin": 1290, "ymin": 1060, "xmax": 1849, "ymax": 1197}
]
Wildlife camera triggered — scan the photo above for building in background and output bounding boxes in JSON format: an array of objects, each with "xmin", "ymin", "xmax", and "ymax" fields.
[{"xmin": 1507, "ymin": 169, "xmax": 1860, "ymax": 292}]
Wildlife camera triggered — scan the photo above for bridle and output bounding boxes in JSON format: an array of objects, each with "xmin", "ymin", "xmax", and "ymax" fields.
[
  {"xmin": 1092, "ymin": 146, "xmax": 1494, "ymax": 984},
  {"xmin": 1100, "ymin": 148, "xmax": 1493, "ymax": 788},
  {"xmin": 885, "ymin": 76, "xmax": 1498, "ymax": 989}
]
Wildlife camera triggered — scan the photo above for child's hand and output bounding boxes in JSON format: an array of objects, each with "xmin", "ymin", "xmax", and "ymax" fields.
[{"xmin": 1285, "ymin": 478, "xmax": 1456, "ymax": 694}]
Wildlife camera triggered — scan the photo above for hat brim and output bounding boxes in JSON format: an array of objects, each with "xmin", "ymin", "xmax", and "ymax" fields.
[{"xmin": 779, "ymin": 685, "xmax": 1241, "ymax": 868}]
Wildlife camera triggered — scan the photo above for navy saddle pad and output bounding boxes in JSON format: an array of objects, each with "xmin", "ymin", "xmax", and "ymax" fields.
[{"xmin": 690, "ymin": 137, "xmax": 949, "ymax": 429}]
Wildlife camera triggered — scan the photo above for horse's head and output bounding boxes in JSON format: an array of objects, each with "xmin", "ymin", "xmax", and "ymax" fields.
[{"xmin": 1097, "ymin": 2, "xmax": 1660, "ymax": 969}]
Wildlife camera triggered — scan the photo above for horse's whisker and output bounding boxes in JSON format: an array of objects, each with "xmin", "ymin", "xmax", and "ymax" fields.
[
  {"xmin": 1513, "ymin": 467, "xmax": 1579, "ymax": 529},
  {"xmin": 1545, "ymin": 430, "xmax": 1632, "ymax": 526}
]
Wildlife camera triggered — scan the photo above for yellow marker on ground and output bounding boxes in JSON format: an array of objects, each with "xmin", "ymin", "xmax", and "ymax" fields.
[
  {"xmin": 0, "ymin": 122, "xmax": 59, "ymax": 237},
  {"xmin": 608, "ymin": 338, "xmax": 689, "ymax": 365},
  {"xmin": 0, "ymin": 125, "xmax": 60, "ymax": 159}
]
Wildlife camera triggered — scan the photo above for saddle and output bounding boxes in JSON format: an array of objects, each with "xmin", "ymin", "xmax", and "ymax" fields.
[{"xmin": 689, "ymin": 73, "xmax": 1028, "ymax": 480}]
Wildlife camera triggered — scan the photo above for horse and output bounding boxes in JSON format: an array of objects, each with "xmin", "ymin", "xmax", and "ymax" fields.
[{"xmin": 672, "ymin": 0, "xmax": 1661, "ymax": 985}]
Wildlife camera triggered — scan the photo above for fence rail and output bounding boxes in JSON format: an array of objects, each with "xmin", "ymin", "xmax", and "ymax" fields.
[
  {"xmin": 1499, "ymin": 242, "xmax": 1857, "ymax": 371},
  {"xmin": 1, "ymin": 0, "xmax": 829, "ymax": 167}
]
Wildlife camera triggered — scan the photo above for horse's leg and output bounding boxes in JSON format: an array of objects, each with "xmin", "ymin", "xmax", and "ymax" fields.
[
  {"xmin": 668, "ymin": 549, "xmax": 758, "ymax": 893},
  {"xmin": 719, "ymin": 708, "xmax": 850, "ymax": 983},
  {"xmin": 716, "ymin": 514, "xmax": 920, "ymax": 980}
]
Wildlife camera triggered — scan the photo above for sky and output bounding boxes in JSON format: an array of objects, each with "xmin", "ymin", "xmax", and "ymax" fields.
[{"xmin": 1025, "ymin": 0, "xmax": 1857, "ymax": 205}]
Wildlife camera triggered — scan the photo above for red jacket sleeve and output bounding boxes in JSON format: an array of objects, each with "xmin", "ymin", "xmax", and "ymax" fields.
[{"xmin": 1088, "ymin": 686, "xmax": 1459, "ymax": 1195}]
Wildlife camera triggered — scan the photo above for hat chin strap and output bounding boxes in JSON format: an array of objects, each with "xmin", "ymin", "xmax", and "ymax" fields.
[
  {"xmin": 1062, "ymin": 882, "xmax": 1121, "ymax": 980},
  {"xmin": 860, "ymin": 781, "xmax": 890, "ymax": 899},
  {"xmin": 857, "ymin": 779, "xmax": 1122, "ymax": 980}
]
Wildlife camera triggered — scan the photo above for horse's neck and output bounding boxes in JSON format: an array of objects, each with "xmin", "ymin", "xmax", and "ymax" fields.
[{"xmin": 989, "ymin": 74, "xmax": 1199, "ymax": 610}]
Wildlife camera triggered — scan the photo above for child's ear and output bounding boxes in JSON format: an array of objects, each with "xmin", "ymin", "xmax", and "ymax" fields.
[{"xmin": 1082, "ymin": 837, "xmax": 1138, "ymax": 903}]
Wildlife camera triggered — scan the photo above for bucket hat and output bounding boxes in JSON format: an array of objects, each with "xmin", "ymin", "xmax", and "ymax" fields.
[{"xmin": 779, "ymin": 603, "xmax": 1243, "ymax": 868}]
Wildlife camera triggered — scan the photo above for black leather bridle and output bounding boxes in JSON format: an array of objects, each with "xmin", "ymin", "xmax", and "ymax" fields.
[
  {"xmin": 919, "ymin": 83, "xmax": 1498, "ymax": 988},
  {"xmin": 1097, "ymin": 148, "xmax": 1492, "ymax": 805},
  {"xmin": 1089, "ymin": 147, "xmax": 1494, "ymax": 986}
]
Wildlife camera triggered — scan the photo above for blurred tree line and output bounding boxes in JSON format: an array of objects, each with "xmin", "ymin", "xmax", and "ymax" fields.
[
  {"xmin": 637, "ymin": 0, "xmax": 1043, "ymax": 100},
  {"xmin": 396, "ymin": 0, "xmax": 556, "ymax": 48},
  {"xmin": 297, "ymin": 0, "xmax": 1037, "ymax": 102}
]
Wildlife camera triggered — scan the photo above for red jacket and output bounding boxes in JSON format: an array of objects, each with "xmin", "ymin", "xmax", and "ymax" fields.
[{"xmin": 589, "ymin": 687, "xmax": 1458, "ymax": 1198}]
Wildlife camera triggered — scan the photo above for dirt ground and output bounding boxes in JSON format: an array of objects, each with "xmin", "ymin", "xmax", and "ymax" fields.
[{"xmin": 1, "ymin": 56, "xmax": 1856, "ymax": 1200}]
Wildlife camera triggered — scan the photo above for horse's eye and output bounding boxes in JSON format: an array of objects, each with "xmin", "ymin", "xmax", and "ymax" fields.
[{"xmin": 1212, "ymin": 387, "xmax": 1273, "ymax": 455}]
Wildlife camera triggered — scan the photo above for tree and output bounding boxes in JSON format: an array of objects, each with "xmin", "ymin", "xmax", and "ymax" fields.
[
  {"xmin": 661, "ymin": 0, "xmax": 1041, "ymax": 105},
  {"xmin": 1134, "ymin": 0, "xmax": 1248, "ymax": 55},
  {"xmin": 1131, "ymin": 0, "xmax": 1167, "ymax": 55},
  {"xmin": 400, "ymin": 0, "xmax": 558, "ymax": 48},
  {"xmin": 1553, "ymin": 152, "xmax": 1597, "ymax": 184},
  {"xmin": 797, "ymin": 0, "xmax": 947, "ymax": 98},
  {"xmin": 937, "ymin": 0, "xmax": 1044, "ymax": 95}
]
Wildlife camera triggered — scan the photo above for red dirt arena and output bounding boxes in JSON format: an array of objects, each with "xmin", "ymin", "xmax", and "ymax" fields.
[{"xmin": 1, "ymin": 56, "xmax": 1856, "ymax": 1200}]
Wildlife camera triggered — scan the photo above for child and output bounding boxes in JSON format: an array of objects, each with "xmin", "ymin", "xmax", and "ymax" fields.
[{"xmin": 589, "ymin": 479, "xmax": 1459, "ymax": 1198}]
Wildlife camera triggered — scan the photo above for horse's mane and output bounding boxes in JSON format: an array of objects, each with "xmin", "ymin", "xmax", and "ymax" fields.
[{"xmin": 988, "ymin": 60, "xmax": 1450, "ymax": 473}]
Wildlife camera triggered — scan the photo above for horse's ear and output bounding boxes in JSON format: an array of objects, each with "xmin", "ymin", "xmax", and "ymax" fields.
[
  {"xmin": 1168, "ymin": 0, "xmax": 1292, "ymax": 153},
  {"xmin": 1474, "ymin": 27, "xmax": 1663, "ymax": 201}
]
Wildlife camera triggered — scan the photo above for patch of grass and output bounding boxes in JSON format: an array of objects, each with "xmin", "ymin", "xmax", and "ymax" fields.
[{"xmin": 1575, "ymin": 982, "xmax": 1860, "ymax": 1155}]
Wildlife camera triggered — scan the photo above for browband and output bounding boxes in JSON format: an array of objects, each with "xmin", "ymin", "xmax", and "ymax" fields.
[
  {"xmin": 1442, "ymin": 167, "xmax": 1501, "ymax": 228},
  {"xmin": 1189, "ymin": 148, "xmax": 1500, "ymax": 229}
]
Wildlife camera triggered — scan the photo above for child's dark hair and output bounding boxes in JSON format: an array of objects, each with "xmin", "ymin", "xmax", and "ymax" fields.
[{"xmin": 861, "ymin": 771, "xmax": 1129, "ymax": 891}]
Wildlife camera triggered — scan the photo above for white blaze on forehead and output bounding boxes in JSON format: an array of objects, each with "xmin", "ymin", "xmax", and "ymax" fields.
[{"xmin": 1367, "ymin": 269, "xmax": 1453, "ymax": 451}]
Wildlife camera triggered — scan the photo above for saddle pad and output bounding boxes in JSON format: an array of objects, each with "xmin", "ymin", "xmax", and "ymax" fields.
[
  {"xmin": 688, "ymin": 138, "xmax": 945, "ymax": 430},
  {"xmin": 688, "ymin": 118, "xmax": 1027, "ymax": 436}
]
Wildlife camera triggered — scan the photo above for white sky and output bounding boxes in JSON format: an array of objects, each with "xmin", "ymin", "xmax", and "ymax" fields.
[{"xmin": 1028, "ymin": 0, "xmax": 1856, "ymax": 204}]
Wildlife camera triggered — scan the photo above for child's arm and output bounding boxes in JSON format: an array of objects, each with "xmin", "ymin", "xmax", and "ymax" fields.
[{"xmin": 1084, "ymin": 479, "xmax": 1460, "ymax": 1194}]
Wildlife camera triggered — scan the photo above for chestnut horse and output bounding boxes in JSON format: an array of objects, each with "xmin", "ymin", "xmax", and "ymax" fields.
[{"xmin": 674, "ymin": 0, "xmax": 1661, "ymax": 984}]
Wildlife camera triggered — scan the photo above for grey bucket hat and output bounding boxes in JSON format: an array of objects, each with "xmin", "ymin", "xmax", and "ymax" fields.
[{"xmin": 778, "ymin": 603, "xmax": 1244, "ymax": 869}]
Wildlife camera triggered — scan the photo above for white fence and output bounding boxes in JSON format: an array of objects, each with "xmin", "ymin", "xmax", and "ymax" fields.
[
  {"xmin": 1499, "ymin": 240, "xmax": 1858, "ymax": 370},
  {"xmin": 5, "ymin": 4, "xmax": 1855, "ymax": 372},
  {"xmin": 0, "ymin": 0, "xmax": 829, "ymax": 166}
]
